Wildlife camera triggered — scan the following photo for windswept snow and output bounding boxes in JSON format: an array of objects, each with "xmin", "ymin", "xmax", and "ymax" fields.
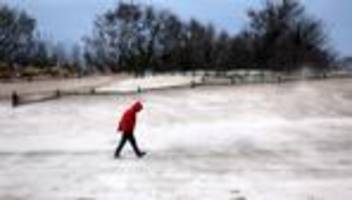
[{"xmin": 1, "ymin": 78, "xmax": 352, "ymax": 200}]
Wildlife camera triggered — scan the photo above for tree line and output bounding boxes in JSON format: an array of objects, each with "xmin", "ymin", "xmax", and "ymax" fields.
[
  {"xmin": 0, "ymin": 0, "xmax": 336, "ymax": 78},
  {"xmin": 0, "ymin": 4, "xmax": 83, "ymax": 78}
]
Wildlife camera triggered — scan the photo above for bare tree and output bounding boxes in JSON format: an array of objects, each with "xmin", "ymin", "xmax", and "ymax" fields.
[
  {"xmin": 84, "ymin": 0, "xmax": 336, "ymax": 74},
  {"xmin": 246, "ymin": 0, "xmax": 334, "ymax": 71},
  {"xmin": 0, "ymin": 4, "xmax": 36, "ymax": 70}
]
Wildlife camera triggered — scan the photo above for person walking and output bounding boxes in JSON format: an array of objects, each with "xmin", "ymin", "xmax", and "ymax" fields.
[{"xmin": 114, "ymin": 101, "xmax": 146, "ymax": 158}]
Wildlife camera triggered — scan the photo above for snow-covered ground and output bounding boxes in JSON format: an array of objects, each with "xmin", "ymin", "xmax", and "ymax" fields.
[{"xmin": 1, "ymin": 78, "xmax": 352, "ymax": 200}]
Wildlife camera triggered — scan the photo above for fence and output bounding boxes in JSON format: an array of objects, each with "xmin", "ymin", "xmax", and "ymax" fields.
[
  {"xmin": 10, "ymin": 70, "xmax": 352, "ymax": 108},
  {"xmin": 10, "ymin": 82, "xmax": 198, "ymax": 107}
]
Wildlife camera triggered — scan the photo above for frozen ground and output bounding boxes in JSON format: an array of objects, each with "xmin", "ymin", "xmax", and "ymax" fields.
[{"xmin": 1, "ymin": 78, "xmax": 352, "ymax": 200}]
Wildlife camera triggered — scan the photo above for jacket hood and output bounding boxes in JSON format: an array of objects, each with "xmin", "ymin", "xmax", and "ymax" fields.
[{"xmin": 131, "ymin": 101, "xmax": 143, "ymax": 112}]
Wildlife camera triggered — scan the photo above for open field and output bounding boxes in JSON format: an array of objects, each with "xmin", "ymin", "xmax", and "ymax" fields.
[{"xmin": 1, "ymin": 78, "xmax": 352, "ymax": 200}]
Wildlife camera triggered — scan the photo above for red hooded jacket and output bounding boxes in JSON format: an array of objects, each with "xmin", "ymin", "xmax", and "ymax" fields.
[{"xmin": 117, "ymin": 101, "xmax": 143, "ymax": 134}]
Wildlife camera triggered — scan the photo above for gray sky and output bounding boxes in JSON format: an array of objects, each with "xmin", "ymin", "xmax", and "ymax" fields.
[{"xmin": 4, "ymin": 0, "xmax": 352, "ymax": 56}]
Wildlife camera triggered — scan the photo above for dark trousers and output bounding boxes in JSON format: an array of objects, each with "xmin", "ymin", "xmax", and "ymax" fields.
[{"xmin": 114, "ymin": 133, "xmax": 142, "ymax": 157}]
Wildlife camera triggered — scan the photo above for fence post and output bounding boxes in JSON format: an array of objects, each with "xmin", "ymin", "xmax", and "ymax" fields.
[
  {"xmin": 190, "ymin": 80, "xmax": 196, "ymax": 88},
  {"xmin": 55, "ymin": 89, "xmax": 61, "ymax": 98},
  {"xmin": 277, "ymin": 75, "xmax": 282, "ymax": 83},
  {"xmin": 11, "ymin": 91, "xmax": 19, "ymax": 107},
  {"xmin": 322, "ymin": 72, "xmax": 327, "ymax": 79},
  {"xmin": 90, "ymin": 88, "xmax": 96, "ymax": 95}
]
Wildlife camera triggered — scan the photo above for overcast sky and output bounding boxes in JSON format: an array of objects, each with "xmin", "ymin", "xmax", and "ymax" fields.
[{"xmin": 4, "ymin": 0, "xmax": 352, "ymax": 57}]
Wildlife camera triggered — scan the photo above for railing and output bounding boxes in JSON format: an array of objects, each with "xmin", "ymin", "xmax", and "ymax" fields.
[{"xmin": 9, "ymin": 70, "xmax": 352, "ymax": 108}]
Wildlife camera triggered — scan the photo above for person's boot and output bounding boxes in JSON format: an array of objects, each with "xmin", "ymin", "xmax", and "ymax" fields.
[
  {"xmin": 114, "ymin": 153, "xmax": 120, "ymax": 159},
  {"xmin": 137, "ymin": 151, "xmax": 147, "ymax": 158}
]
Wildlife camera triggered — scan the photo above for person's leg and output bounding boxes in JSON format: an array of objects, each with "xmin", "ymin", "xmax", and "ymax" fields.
[
  {"xmin": 127, "ymin": 134, "xmax": 146, "ymax": 157},
  {"xmin": 114, "ymin": 134, "xmax": 128, "ymax": 158}
]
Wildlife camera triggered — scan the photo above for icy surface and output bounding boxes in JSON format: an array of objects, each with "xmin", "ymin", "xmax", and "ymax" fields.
[{"xmin": 1, "ymin": 79, "xmax": 352, "ymax": 200}]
